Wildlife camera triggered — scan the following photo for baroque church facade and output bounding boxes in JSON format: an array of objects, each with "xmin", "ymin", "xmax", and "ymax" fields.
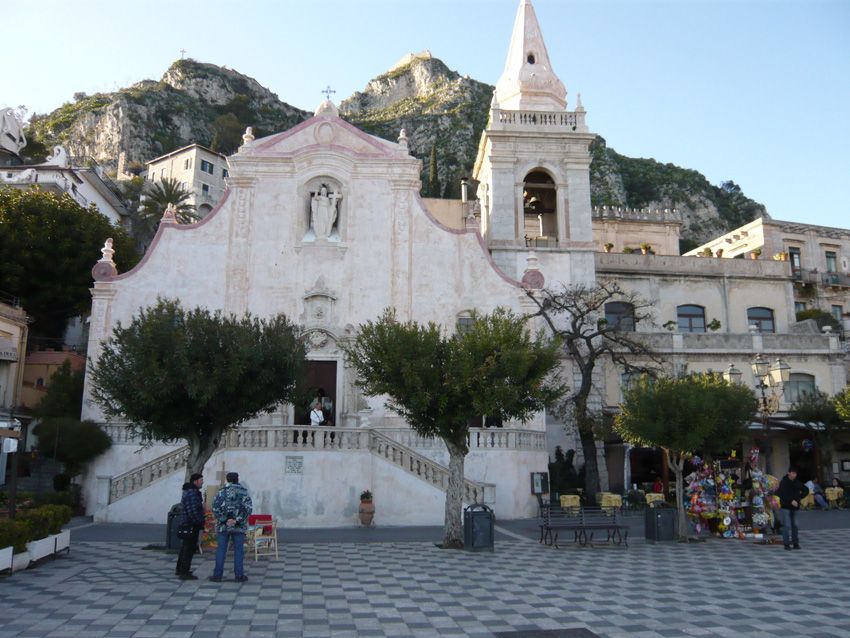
[{"xmin": 80, "ymin": 0, "xmax": 847, "ymax": 524}]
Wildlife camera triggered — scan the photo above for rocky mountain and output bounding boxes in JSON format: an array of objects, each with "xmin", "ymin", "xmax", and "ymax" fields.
[{"xmin": 24, "ymin": 56, "xmax": 766, "ymax": 244}]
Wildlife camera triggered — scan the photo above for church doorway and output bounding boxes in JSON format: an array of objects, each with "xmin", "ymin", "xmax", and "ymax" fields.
[{"xmin": 295, "ymin": 360, "xmax": 337, "ymax": 425}]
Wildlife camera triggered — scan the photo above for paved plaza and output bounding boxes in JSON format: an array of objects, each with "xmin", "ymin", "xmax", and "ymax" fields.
[{"xmin": 1, "ymin": 514, "xmax": 849, "ymax": 638}]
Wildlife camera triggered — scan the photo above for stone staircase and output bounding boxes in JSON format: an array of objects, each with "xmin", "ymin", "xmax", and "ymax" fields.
[
  {"xmin": 108, "ymin": 426, "xmax": 496, "ymax": 505},
  {"xmin": 11, "ymin": 457, "xmax": 65, "ymax": 493}
]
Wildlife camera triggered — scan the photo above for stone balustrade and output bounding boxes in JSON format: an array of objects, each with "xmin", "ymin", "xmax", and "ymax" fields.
[
  {"xmin": 593, "ymin": 206, "xmax": 681, "ymax": 222},
  {"xmin": 490, "ymin": 108, "xmax": 587, "ymax": 133},
  {"xmin": 107, "ymin": 426, "xmax": 498, "ymax": 505}
]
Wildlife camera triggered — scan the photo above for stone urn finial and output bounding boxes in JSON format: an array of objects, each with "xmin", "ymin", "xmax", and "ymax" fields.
[
  {"xmin": 92, "ymin": 237, "xmax": 118, "ymax": 281},
  {"xmin": 161, "ymin": 203, "xmax": 178, "ymax": 224},
  {"xmin": 398, "ymin": 128, "xmax": 408, "ymax": 150},
  {"xmin": 242, "ymin": 126, "xmax": 255, "ymax": 147}
]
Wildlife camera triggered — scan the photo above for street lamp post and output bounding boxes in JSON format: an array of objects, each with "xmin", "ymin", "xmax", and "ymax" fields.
[{"xmin": 750, "ymin": 355, "xmax": 791, "ymax": 476}]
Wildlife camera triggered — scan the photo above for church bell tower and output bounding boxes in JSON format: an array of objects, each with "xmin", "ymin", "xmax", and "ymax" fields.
[{"xmin": 473, "ymin": 0, "xmax": 596, "ymax": 283}]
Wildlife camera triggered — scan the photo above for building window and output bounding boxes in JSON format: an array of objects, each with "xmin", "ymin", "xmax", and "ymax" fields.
[
  {"xmin": 784, "ymin": 373, "xmax": 816, "ymax": 404},
  {"xmin": 183, "ymin": 158, "xmax": 191, "ymax": 170},
  {"xmin": 604, "ymin": 302, "xmax": 635, "ymax": 331},
  {"xmin": 201, "ymin": 183, "xmax": 210, "ymax": 195},
  {"xmin": 677, "ymin": 305, "xmax": 706, "ymax": 333},
  {"xmin": 200, "ymin": 159, "xmax": 214, "ymax": 174},
  {"xmin": 222, "ymin": 168, "xmax": 229, "ymax": 178},
  {"xmin": 456, "ymin": 314, "xmax": 475, "ymax": 334},
  {"xmin": 522, "ymin": 170, "xmax": 557, "ymax": 246},
  {"xmin": 794, "ymin": 302, "xmax": 807, "ymax": 314},
  {"xmin": 832, "ymin": 305, "xmax": 843, "ymax": 323},
  {"xmin": 826, "ymin": 251, "xmax": 837, "ymax": 273},
  {"xmin": 747, "ymin": 307, "xmax": 775, "ymax": 333},
  {"xmin": 788, "ymin": 246, "xmax": 802, "ymax": 271}
]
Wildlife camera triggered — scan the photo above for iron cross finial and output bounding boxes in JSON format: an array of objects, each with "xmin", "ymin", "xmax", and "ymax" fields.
[{"xmin": 322, "ymin": 85, "xmax": 336, "ymax": 100}]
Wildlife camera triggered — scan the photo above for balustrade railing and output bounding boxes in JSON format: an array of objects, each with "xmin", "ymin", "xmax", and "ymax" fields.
[
  {"xmin": 107, "ymin": 425, "xmax": 501, "ymax": 505},
  {"xmin": 490, "ymin": 108, "xmax": 587, "ymax": 132}
]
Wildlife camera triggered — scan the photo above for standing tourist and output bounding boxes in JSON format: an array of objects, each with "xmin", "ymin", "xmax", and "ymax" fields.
[
  {"xmin": 776, "ymin": 466, "xmax": 809, "ymax": 550},
  {"xmin": 209, "ymin": 472, "xmax": 253, "ymax": 582},
  {"xmin": 176, "ymin": 473, "xmax": 205, "ymax": 580}
]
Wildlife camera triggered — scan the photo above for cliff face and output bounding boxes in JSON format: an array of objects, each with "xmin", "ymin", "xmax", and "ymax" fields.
[
  {"xmin": 26, "ymin": 60, "xmax": 309, "ymax": 170},
  {"xmin": 25, "ymin": 56, "xmax": 765, "ymax": 242},
  {"xmin": 340, "ymin": 53, "xmax": 493, "ymax": 198}
]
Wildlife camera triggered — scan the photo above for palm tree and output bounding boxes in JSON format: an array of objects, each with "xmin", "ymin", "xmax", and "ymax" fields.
[{"xmin": 138, "ymin": 177, "xmax": 198, "ymax": 225}]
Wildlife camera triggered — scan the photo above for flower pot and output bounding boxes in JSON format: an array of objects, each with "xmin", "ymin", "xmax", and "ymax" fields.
[
  {"xmin": 26, "ymin": 537, "xmax": 55, "ymax": 562},
  {"xmin": 12, "ymin": 550, "xmax": 31, "ymax": 572},
  {"xmin": 0, "ymin": 546, "xmax": 12, "ymax": 572},
  {"xmin": 358, "ymin": 501, "xmax": 375, "ymax": 527}
]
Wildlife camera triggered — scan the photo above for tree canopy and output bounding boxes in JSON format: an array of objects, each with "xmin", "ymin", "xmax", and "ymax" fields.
[
  {"xmin": 616, "ymin": 373, "xmax": 755, "ymax": 539},
  {"xmin": 790, "ymin": 389, "xmax": 850, "ymax": 482},
  {"xmin": 836, "ymin": 387, "xmax": 850, "ymax": 423},
  {"xmin": 35, "ymin": 359, "xmax": 85, "ymax": 420},
  {"xmin": 89, "ymin": 298, "xmax": 308, "ymax": 480},
  {"xmin": 345, "ymin": 308, "xmax": 562, "ymax": 548},
  {"xmin": 0, "ymin": 186, "xmax": 139, "ymax": 338},
  {"xmin": 138, "ymin": 177, "xmax": 198, "ymax": 226}
]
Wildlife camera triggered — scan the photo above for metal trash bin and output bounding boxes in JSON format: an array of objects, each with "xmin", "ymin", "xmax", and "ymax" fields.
[
  {"xmin": 463, "ymin": 503, "xmax": 494, "ymax": 552},
  {"xmin": 645, "ymin": 503, "xmax": 676, "ymax": 542},
  {"xmin": 166, "ymin": 503, "xmax": 184, "ymax": 552}
]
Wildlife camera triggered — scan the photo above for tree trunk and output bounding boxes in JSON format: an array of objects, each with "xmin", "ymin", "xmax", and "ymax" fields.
[
  {"xmin": 578, "ymin": 426, "xmax": 600, "ymax": 505},
  {"xmin": 183, "ymin": 431, "xmax": 220, "ymax": 483},
  {"xmin": 668, "ymin": 452, "xmax": 687, "ymax": 541},
  {"xmin": 442, "ymin": 439, "xmax": 466, "ymax": 549}
]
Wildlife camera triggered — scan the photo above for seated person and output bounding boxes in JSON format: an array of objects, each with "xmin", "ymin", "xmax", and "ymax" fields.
[
  {"xmin": 652, "ymin": 478, "xmax": 664, "ymax": 494},
  {"xmin": 805, "ymin": 479, "xmax": 828, "ymax": 509}
]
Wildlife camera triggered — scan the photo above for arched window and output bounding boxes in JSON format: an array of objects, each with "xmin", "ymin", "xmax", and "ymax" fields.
[
  {"xmin": 747, "ymin": 307, "xmax": 775, "ymax": 333},
  {"xmin": 605, "ymin": 302, "xmax": 635, "ymax": 331},
  {"xmin": 522, "ymin": 170, "xmax": 557, "ymax": 247},
  {"xmin": 784, "ymin": 373, "xmax": 816, "ymax": 404},
  {"xmin": 677, "ymin": 305, "xmax": 706, "ymax": 333},
  {"xmin": 456, "ymin": 312, "xmax": 475, "ymax": 335}
]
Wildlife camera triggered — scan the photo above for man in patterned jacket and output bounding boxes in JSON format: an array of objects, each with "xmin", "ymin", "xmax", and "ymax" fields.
[
  {"xmin": 209, "ymin": 471, "xmax": 253, "ymax": 582},
  {"xmin": 176, "ymin": 473, "xmax": 205, "ymax": 580}
]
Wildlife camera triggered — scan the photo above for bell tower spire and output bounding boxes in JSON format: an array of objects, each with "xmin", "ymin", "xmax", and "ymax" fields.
[{"xmin": 494, "ymin": 0, "xmax": 566, "ymax": 111}]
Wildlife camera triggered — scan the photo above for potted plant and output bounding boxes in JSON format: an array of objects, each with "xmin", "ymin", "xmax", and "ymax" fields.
[
  {"xmin": 640, "ymin": 242, "xmax": 652, "ymax": 255},
  {"xmin": 603, "ymin": 242, "xmax": 614, "ymax": 253},
  {"xmin": 715, "ymin": 248, "xmax": 724, "ymax": 258},
  {"xmin": 750, "ymin": 248, "xmax": 761, "ymax": 259},
  {"xmin": 358, "ymin": 490, "xmax": 375, "ymax": 527},
  {"xmin": 700, "ymin": 247, "xmax": 713, "ymax": 257}
]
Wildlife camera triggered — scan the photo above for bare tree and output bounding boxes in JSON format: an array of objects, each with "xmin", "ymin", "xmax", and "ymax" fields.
[{"xmin": 525, "ymin": 281, "xmax": 661, "ymax": 502}]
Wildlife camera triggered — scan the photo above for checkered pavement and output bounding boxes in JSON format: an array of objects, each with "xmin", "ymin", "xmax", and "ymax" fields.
[{"xmin": 1, "ymin": 528, "xmax": 849, "ymax": 637}]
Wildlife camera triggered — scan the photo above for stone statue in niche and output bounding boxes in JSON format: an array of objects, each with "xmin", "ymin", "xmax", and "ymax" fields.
[{"xmin": 310, "ymin": 184, "xmax": 341, "ymax": 239}]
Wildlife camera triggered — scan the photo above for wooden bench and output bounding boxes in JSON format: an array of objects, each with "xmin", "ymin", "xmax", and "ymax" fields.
[{"xmin": 539, "ymin": 505, "xmax": 629, "ymax": 548}]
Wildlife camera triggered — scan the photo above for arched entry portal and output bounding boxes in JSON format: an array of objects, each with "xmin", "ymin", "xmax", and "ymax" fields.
[{"xmin": 295, "ymin": 360, "xmax": 338, "ymax": 425}]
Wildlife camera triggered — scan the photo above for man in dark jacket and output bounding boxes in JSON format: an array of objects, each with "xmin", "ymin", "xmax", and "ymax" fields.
[
  {"xmin": 775, "ymin": 466, "xmax": 809, "ymax": 550},
  {"xmin": 176, "ymin": 473, "xmax": 205, "ymax": 579}
]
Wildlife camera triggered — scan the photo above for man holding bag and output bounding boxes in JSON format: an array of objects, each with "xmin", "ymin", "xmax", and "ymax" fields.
[
  {"xmin": 175, "ymin": 472, "xmax": 205, "ymax": 580},
  {"xmin": 209, "ymin": 472, "xmax": 253, "ymax": 582}
]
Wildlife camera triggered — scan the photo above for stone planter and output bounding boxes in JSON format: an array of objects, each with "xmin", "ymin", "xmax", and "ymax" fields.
[
  {"xmin": 54, "ymin": 530, "xmax": 71, "ymax": 553},
  {"xmin": 12, "ymin": 550, "xmax": 31, "ymax": 572},
  {"xmin": 26, "ymin": 536, "xmax": 55, "ymax": 562},
  {"xmin": 0, "ymin": 545, "xmax": 12, "ymax": 572}
]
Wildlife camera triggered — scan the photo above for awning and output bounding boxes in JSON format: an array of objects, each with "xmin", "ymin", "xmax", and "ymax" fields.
[{"xmin": 0, "ymin": 337, "xmax": 18, "ymax": 362}]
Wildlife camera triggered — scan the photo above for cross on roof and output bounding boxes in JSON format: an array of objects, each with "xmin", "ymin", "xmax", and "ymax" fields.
[
  {"xmin": 180, "ymin": 49, "xmax": 187, "ymax": 59},
  {"xmin": 322, "ymin": 85, "xmax": 336, "ymax": 100}
]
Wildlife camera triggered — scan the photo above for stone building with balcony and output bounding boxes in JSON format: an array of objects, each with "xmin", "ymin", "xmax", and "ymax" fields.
[
  {"xmin": 0, "ymin": 295, "xmax": 29, "ymax": 486},
  {"xmin": 144, "ymin": 144, "xmax": 229, "ymax": 218},
  {"xmin": 78, "ymin": 0, "xmax": 847, "ymax": 525},
  {"xmin": 686, "ymin": 217, "xmax": 850, "ymax": 336},
  {"xmin": 0, "ymin": 145, "xmax": 130, "ymax": 226}
]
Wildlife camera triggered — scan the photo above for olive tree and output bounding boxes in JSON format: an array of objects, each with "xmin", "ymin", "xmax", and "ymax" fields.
[
  {"xmin": 89, "ymin": 298, "xmax": 307, "ymax": 481},
  {"xmin": 615, "ymin": 373, "xmax": 755, "ymax": 540},
  {"xmin": 345, "ymin": 308, "xmax": 562, "ymax": 548}
]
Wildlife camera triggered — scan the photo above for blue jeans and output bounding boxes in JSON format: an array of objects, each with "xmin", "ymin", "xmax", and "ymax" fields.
[
  {"xmin": 213, "ymin": 532, "xmax": 245, "ymax": 578},
  {"xmin": 779, "ymin": 509, "xmax": 799, "ymax": 547}
]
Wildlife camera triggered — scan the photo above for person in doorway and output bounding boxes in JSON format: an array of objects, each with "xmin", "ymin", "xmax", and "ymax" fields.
[
  {"xmin": 310, "ymin": 401, "xmax": 325, "ymax": 426},
  {"xmin": 175, "ymin": 472, "xmax": 205, "ymax": 580},
  {"xmin": 776, "ymin": 466, "xmax": 809, "ymax": 550},
  {"xmin": 209, "ymin": 472, "xmax": 253, "ymax": 582}
]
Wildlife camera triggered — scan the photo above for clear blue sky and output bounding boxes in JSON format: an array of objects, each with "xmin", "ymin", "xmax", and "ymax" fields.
[{"xmin": 5, "ymin": 0, "xmax": 849, "ymax": 229}]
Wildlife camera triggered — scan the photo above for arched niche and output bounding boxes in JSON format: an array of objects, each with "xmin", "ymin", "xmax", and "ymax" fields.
[{"xmin": 522, "ymin": 169, "xmax": 558, "ymax": 247}]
